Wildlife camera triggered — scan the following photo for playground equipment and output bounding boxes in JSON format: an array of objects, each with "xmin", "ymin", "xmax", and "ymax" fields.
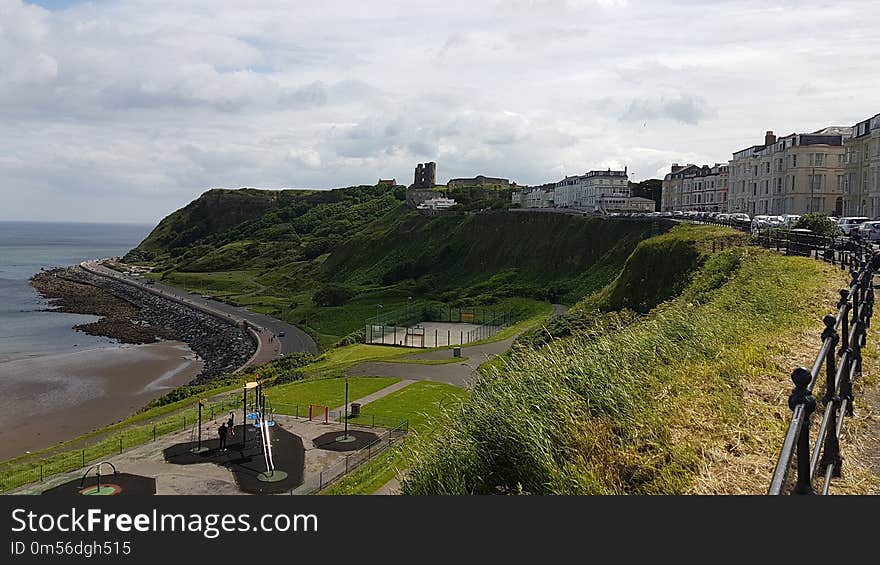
[
  {"xmin": 309, "ymin": 404, "xmax": 329, "ymax": 423},
  {"xmin": 336, "ymin": 378, "xmax": 356, "ymax": 444},
  {"xmin": 79, "ymin": 461, "xmax": 119, "ymax": 496},
  {"xmin": 251, "ymin": 380, "xmax": 287, "ymax": 483},
  {"xmin": 189, "ymin": 399, "xmax": 210, "ymax": 453}
]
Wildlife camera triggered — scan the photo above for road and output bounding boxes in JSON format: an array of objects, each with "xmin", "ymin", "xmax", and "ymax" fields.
[{"xmin": 82, "ymin": 261, "xmax": 318, "ymax": 358}]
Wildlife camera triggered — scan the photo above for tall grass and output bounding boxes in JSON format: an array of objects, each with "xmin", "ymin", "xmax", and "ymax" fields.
[{"xmin": 403, "ymin": 243, "xmax": 839, "ymax": 494}]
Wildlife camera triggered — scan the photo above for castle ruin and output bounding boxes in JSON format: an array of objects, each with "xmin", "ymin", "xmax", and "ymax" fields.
[{"xmin": 412, "ymin": 162, "xmax": 437, "ymax": 188}]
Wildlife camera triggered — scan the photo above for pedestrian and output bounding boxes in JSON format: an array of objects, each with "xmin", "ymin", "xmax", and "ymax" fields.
[
  {"xmin": 218, "ymin": 422, "xmax": 228, "ymax": 451},
  {"xmin": 871, "ymin": 249, "xmax": 880, "ymax": 271},
  {"xmin": 227, "ymin": 413, "xmax": 235, "ymax": 438}
]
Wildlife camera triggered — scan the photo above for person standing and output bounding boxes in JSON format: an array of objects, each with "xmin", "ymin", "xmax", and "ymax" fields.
[
  {"xmin": 218, "ymin": 422, "xmax": 228, "ymax": 451},
  {"xmin": 227, "ymin": 412, "xmax": 236, "ymax": 439}
]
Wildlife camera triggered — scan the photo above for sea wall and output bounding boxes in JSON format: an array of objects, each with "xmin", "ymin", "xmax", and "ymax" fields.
[{"xmin": 32, "ymin": 267, "xmax": 257, "ymax": 384}]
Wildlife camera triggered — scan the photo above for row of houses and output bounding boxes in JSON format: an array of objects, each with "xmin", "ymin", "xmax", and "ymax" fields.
[
  {"xmin": 661, "ymin": 111, "xmax": 880, "ymax": 217},
  {"xmin": 511, "ymin": 169, "xmax": 655, "ymax": 214}
]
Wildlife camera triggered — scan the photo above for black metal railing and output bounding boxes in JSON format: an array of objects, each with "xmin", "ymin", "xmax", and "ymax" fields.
[{"xmin": 767, "ymin": 238, "xmax": 875, "ymax": 495}]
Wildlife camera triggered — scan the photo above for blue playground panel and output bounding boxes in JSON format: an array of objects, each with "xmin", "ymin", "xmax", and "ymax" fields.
[{"xmin": 252, "ymin": 420, "xmax": 275, "ymax": 428}]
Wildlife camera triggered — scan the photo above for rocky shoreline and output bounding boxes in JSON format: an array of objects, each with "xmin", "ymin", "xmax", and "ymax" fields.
[{"xmin": 31, "ymin": 267, "xmax": 257, "ymax": 384}]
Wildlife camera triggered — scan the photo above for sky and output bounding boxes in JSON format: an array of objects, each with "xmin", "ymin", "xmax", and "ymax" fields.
[{"xmin": 1, "ymin": 0, "xmax": 878, "ymax": 224}]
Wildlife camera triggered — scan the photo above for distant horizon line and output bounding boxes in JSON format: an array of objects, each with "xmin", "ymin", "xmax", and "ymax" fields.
[{"xmin": 0, "ymin": 219, "xmax": 155, "ymax": 226}]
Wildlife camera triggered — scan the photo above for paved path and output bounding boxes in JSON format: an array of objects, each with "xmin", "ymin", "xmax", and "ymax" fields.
[
  {"xmin": 83, "ymin": 261, "xmax": 317, "ymax": 360},
  {"xmin": 328, "ymin": 380, "xmax": 414, "ymax": 419},
  {"xmin": 373, "ymin": 475, "xmax": 403, "ymax": 495},
  {"xmin": 347, "ymin": 305, "xmax": 568, "ymax": 388}
]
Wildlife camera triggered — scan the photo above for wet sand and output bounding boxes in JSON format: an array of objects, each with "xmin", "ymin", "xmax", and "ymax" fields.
[{"xmin": 0, "ymin": 341, "xmax": 203, "ymax": 461}]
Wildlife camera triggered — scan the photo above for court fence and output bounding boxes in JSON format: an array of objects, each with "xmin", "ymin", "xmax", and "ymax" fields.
[{"xmin": 364, "ymin": 303, "xmax": 513, "ymax": 348}]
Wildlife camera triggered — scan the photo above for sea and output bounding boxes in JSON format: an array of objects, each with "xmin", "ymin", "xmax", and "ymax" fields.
[{"xmin": 0, "ymin": 221, "xmax": 152, "ymax": 363}]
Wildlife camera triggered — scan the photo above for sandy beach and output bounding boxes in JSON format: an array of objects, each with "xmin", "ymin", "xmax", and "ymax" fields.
[{"xmin": 0, "ymin": 340, "xmax": 203, "ymax": 461}]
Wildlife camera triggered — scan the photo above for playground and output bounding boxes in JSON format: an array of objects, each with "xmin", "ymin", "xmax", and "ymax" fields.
[{"xmin": 19, "ymin": 380, "xmax": 406, "ymax": 496}]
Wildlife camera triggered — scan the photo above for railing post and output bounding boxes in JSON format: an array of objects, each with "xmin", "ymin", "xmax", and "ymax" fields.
[
  {"xmin": 789, "ymin": 367, "xmax": 816, "ymax": 495},
  {"xmin": 820, "ymin": 314, "xmax": 842, "ymax": 478}
]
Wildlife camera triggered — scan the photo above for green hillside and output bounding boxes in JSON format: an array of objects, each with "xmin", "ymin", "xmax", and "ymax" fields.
[
  {"xmin": 126, "ymin": 186, "xmax": 663, "ymax": 349},
  {"xmin": 401, "ymin": 226, "xmax": 848, "ymax": 494}
]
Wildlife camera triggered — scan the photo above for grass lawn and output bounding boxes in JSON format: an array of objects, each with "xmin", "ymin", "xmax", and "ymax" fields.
[
  {"xmin": 322, "ymin": 381, "xmax": 468, "ymax": 495},
  {"xmin": 268, "ymin": 376, "xmax": 399, "ymax": 413}
]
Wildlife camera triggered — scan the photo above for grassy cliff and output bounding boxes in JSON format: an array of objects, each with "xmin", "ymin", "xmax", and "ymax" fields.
[
  {"xmin": 401, "ymin": 225, "xmax": 847, "ymax": 494},
  {"xmin": 126, "ymin": 186, "xmax": 663, "ymax": 348}
]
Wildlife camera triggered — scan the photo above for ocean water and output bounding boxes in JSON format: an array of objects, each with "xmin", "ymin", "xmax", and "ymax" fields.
[{"xmin": 0, "ymin": 221, "xmax": 152, "ymax": 362}]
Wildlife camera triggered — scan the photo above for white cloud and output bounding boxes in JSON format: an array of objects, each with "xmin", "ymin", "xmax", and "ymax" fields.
[{"xmin": 0, "ymin": 0, "xmax": 878, "ymax": 222}]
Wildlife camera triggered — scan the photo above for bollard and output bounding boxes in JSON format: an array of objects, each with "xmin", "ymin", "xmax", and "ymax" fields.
[
  {"xmin": 40, "ymin": 464, "xmax": 43, "ymax": 482},
  {"xmin": 789, "ymin": 367, "xmax": 817, "ymax": 495},
  {"xmin": 81, "ymin": 450, "xmax": 85, "ymax": 469},
  {"xmin": 119, "ymin": 437, "xmax": 123, "ymax": 454}
]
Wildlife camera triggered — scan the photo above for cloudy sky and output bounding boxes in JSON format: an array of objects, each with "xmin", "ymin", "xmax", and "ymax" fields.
[{"xmin": 1, "ymin": 0, "xmax": 878, "ymax": 223}]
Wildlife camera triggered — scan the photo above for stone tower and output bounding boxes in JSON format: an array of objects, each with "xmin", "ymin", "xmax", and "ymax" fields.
[{"xmin": 412, "ymin": 162, "xmax": 437, "ymax": 188}]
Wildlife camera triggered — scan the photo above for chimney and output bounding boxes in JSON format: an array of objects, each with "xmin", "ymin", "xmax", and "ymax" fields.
[{"xmin": 765, "ymin": 130, "xmax": 776, "ymax": 146}]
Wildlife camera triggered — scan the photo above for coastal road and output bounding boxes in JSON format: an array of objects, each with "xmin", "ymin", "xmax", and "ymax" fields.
[{"xmin": 81, "ymin": 261, "xmax": 318, "ymax": 359}]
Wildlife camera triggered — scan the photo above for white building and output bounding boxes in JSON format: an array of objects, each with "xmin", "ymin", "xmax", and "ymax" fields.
[
  {"xmin": 553, "ymin": 169, "xmax": 630, "ymax": 212},
  {"xmin": 416, "ymin": 197, "xmax": 458, "ymax": 211}
]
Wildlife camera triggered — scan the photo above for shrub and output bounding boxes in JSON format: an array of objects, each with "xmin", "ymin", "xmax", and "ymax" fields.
[
  {"xmin": 312, "ymin": 285, "xmax": 356, "ymax": 307},
  {"xmin": 793, "ymin": 214, "xmax": 841, "ymax": 237}
]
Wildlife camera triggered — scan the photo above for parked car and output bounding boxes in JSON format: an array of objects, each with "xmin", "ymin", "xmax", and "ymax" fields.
[
  {"xmin": 779, "ymin": 214, "xmax": 801, "ymax": 227},
  {"xmin": 728, "ymin": 212, "xmax": 751, "ymax": 223},
  {"xmin": 751, "ymin": 215, "xmax": 771, "ymax": 230},
  {"xmin": 857, "ymin": 221, "xmax": 880, "ymax": 241},
  {"xmin": 838, "ymin": 216, "xmax": 871, "ymax": 235}
]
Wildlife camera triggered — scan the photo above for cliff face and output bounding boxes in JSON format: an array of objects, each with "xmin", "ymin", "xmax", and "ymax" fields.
[
  {"xmin": 123, "ymin": 185, "xmax": 668, "ymax": 348},
  {"xmin": 126, "ymin": 188, "xmax": 311, "ymax": 261},
  {"xmin": 127, "ymin": 183, "xmax": 662, "ymax": 302}
]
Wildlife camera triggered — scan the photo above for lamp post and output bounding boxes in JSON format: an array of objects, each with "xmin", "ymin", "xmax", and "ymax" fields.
[{"xmin": 343, "ymin": 378, "xmax": 350, "ymax": 441}]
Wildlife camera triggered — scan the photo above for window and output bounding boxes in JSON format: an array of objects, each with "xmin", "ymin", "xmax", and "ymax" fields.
[{"xmin": 792, "ymin": 154, "xmax": 797, "ymax": 167}]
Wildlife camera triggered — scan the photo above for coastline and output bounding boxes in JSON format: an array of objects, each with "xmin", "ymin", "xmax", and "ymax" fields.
[
  {"xmin": 30, "ymin": 266, "xmax": 257, "ymax": 383},
  {"xmin": 0, "ymin": 264, "xmax": 261, "ymax": 461},
  {"xmin": 0, "ymin": 341, "xmax": 203, "ymax": 460}
]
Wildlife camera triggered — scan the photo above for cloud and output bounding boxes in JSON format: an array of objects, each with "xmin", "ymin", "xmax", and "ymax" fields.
[
  {"xmin": 620, "ymin": 94, "xmax": 716, "ymax": 125},
  {"xmin": 0, "ymin": 0, "xmax": 878, "ymax": 222}
]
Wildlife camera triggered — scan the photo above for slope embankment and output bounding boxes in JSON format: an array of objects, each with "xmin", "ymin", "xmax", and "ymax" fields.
[{"xmin": 402, "ymin": 224, "xmax": 875, "ymax": 495}]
